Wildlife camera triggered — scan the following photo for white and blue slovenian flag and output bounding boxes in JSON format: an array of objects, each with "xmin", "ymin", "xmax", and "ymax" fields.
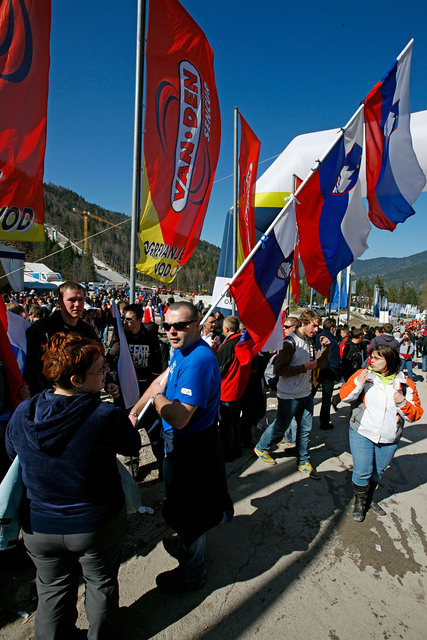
[
  {"xmin": 364, "ymin": 40, "xmax": 426, "ymax": 231},
  {"xmin": 229, "ymin": 202, "xmax": 297, "ymax": 357},
  {"xmin": 111, "ymin": 301, "xmax": 140, "ymax": 409},
  {"xmin": 295, "ymin": 109, "xmax": 370, "ymax": 297},
  {"xmin": 6, "ymin": 311, "xmax": 28, "ymax": 375}
]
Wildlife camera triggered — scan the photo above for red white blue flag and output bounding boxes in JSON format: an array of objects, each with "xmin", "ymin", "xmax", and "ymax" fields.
[
  {"xmin": 230, "ymin": 202, "xmax": 297, "ymax": 358},
  {"xmin": 295, "ymin": 109, "xmax": 370, "ymax": 297},
  {"xmin": 364, "ymin": 40, "xmax": 426, "ymax": 231}
]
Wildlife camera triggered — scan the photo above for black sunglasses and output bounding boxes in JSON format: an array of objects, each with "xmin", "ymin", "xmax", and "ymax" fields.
[
  {"xmin": 283, "ymin": 325, "xmax": 295, "ymax": 329},
  {"xmin": 163, "ymin": 320, "xmax": 196, "ymax": 332}
]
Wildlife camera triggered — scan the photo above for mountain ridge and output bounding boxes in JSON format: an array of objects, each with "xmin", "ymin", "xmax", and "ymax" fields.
[{"xmin": 352, "ymin": 250, "xmax": 427, "ymax": 291}]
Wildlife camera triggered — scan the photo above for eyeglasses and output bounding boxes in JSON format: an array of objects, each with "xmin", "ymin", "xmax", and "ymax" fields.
[
  {"xmin": 123, "ymin": 316, "xmax": 137, "ymax": 323},
  {"xmin": 163, "ymin": 320, "xmax": 196, "ymax": 332},
  {"xmin": 87, "ymin": 363, "xmax": 109, "ymax": 375},
  {"xmin": 283, "ymin": 325, "xmax": 295, "ymax": 329}
]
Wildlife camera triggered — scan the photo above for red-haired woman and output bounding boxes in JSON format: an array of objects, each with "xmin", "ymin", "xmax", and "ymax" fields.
[
  {"xmin": 6, "ymin": 333, "xmax": 141, "ymax": 640},
  {"xmin": 340, "ymin": 344, "xmax": 423, "ymax": 522}
]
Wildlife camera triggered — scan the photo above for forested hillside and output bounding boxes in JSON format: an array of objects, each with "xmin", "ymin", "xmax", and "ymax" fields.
[{"xmin": 12, "ymin": 183, "xmax": 221, "ymax": 291}]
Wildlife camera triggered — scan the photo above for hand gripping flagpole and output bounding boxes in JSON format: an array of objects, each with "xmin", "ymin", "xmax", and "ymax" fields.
[
  {"xmin": 135, "ymin": 369, "xmax": 169, "ymax": 424},
  {"xmin": 201, "ymin": 102, "xmax": 365, "ymax": 328}
]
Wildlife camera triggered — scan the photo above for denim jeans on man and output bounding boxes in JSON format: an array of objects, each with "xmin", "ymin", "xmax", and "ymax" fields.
[
  {"xmin": 256, "ymin": 394, "xmax": 314, "ymax": 464},
  {"xmin": 349, "ymin": 427, "xmax": 398, "ymax": 486}
]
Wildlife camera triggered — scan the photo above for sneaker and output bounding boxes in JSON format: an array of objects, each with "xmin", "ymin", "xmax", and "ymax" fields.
[
  {"xmin": 280, "ymin": 439, "xmax": 295, "ymax": 448},
  {"xmin": 156, "ymin": 568, "xmax": 207, "ymax": 594},
  {"xmin": 254, "ymin": 447, "xmax": 276, "ymax": 465},
  {"xmin": 297, "ymin": 462, "xmax": 321, "ymax": 479}
]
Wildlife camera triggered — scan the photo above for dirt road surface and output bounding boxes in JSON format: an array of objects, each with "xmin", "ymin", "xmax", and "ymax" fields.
[{"xmin": 2, "ymin": 365, "xmax": 426, "ymax": 640}]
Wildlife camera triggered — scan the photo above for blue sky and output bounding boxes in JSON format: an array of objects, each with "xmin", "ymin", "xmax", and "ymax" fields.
[{"xmin": 44, "ymin": 0, "xmax": 427, "ymax": 260}]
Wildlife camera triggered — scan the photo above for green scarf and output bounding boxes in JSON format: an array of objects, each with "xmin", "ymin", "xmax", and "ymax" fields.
[{"xmin": 368, "ymin": 367, "xmax": 396, "ymax": 387}]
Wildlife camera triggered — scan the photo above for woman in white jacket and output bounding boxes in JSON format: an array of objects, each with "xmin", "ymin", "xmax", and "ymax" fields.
[{"xmin": 340, "ymin": 344, "xmax": 423, "ymax": 522}]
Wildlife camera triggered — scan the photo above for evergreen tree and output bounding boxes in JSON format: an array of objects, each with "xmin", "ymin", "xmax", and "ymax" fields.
[
  {"xmin": 60, "ymin": 241, "xmax": 76, "ymax": 280},
  {"xmin": 399, "ymin": 281, "xmax": 406, "ymax": 302},
  {"xmin": 420, "ymin": 280, "xmax": 427, "ymax": 311},
  {"xmin": 387, "ymin": 282, "xmax": 398, "ymax": 302},
  {"xmin": 404, "ymin": 286, "xmax": 419, "ymax": 306},
  {"xmin": 79, "ymin": 251, "xmax": 96, "ymax": 283},
  {"xmin": 373, "ymin": 274, "xmax": 385, "ymax": 297}
]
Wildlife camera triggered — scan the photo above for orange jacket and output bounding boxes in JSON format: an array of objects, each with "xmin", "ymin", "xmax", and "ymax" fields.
[{"xmin": 340, "ymin": 369, "xmax": 423, "ymax": 443}]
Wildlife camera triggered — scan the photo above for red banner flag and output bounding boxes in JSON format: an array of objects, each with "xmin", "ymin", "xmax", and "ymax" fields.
[
  {"xmin": 0, "ymin": 0, "xmax": 51, "ymax": 242},
  {"xmin": 0, "ymin": 295, "xmax": 25, "ymax": 409},
  {"xmin": 237, "ymin": 114, "xmax": 260, "ymax": 267},
  {"xmin": 137, "ymin": 0, "xmax": 221, "ymax": 283}
]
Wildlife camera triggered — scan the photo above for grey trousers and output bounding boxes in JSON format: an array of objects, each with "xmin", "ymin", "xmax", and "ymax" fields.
[{"xmin": 23, "ymin": 505, "xmax": 127, "ymax": 640}]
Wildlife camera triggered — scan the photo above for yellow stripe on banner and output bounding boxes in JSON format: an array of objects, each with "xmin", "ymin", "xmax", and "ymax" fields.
[
  {"xmin": 254, "ymin": 191, "xmax": 291, "ymax": 208},
  {"xmin": 136, "ymin": 164, "xmax": 183, "ymax": 283},
  {"xmin": 0, "ymin": 222, "xmax": 45, "ymax": 242},
  {"xmin": 237, "ymin": 233, "xmax": 245, "ymax": 269},
  {"xmin": 235, "ymin": 192, "xmax": 292, "ymax": 269}
]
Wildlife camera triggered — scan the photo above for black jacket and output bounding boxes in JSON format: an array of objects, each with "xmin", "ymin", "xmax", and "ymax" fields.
[
  {"xmin": 24, "ymin": 311, "xmax": 98, "ymax": 395},
  {"xmin": 342, "ymin": 341, "xmax": 362, "ymax": 381}
]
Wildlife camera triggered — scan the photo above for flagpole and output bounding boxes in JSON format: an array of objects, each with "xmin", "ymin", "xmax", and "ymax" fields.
[
  {"xmin": 232, "ymin": 107, "xmax": 238, "ymax": 315},
  {"xmin": 129, "ymin": 0, "xmax": 146, "ymax": 304},
  {"xmin": 201, "ymin": 102, "xmax": 365, "ymax": 327},
  {"xmin": 347, "ymin": 266, "xmax": 352, "ymax": 325},
  {"xmin": 286, "ymin": 173, "xmax": 298, "ymax": 311},
  {"xmin": 396, "ymin": 38, "xmax": 414, "ymax": 63}
]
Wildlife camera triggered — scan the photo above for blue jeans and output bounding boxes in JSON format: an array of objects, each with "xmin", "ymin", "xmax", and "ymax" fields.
[
  {"xmin": 399, "ymin": 359, "xmax": 413, "ymax": 380},
  {"xmin": 349, "ymin": 427, "xmax": 398, "ymax": 486},
  {"xmin": 173, "ymin": 533, "xmax": 207, "ymax": 580},
  {"xmin": 422, "ymin": 354, "xmax": 427, "ymax": 372},
  {"xmin": 256, "ymin": 395, "xmax": 314, "ymax": 464},
  {"xmin": 283, "ymin": 418, "xmax": 297, "ymax": 445}
]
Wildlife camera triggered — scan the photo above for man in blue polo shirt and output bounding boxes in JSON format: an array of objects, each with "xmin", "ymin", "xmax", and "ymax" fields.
[{"xmin": 130, "ymin": 302, "xmax": 233, "ymax": 594}]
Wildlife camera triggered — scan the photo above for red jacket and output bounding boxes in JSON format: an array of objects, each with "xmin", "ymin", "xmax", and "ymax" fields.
[{"xmin": 216, "ymin": 333, "xmax": 251, "ymax": 402}]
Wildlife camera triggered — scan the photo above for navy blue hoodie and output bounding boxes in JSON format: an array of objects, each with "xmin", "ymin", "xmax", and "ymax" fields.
[{"xmin": 6, "ymin": 391, "xmax": 141, "ymax": 534}]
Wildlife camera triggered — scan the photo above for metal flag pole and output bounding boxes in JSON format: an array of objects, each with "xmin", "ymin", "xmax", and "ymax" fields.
[
  {"xmin": 129, "ymin": 0, "xmax": 146, "ymax": 304},
  {"xmin": 347, "ymin": 266, "xmax": 352, "ymax": 325},
  {"xmin": 201, "ymin": 101, "xmax": 365, "ymax": 328}
]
